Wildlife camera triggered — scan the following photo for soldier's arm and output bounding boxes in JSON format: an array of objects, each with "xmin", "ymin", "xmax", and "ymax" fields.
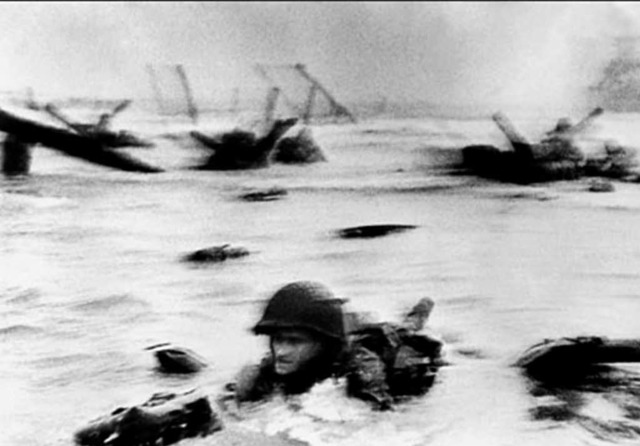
[
  {"xmin": 345, "ymin": 345, "xmax": 394, "ymax": 411},
  {"xmin": 217, "ymin": 360, "xmax": 274, "ymax": 414}
]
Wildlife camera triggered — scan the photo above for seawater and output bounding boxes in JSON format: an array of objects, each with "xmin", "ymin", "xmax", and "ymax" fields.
[{"xmin": 2, "ymin": 111, "xmax": 640, "ymax": 446}]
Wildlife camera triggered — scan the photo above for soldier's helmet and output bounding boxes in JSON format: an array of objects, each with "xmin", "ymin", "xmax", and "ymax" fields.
[
  {"xmin": 554, "ymin": 117, "xmax": 573, "ymax": 132},
  {"xmin": 253, "ymin": 281, "xmax": 346, "ymax": 341}
]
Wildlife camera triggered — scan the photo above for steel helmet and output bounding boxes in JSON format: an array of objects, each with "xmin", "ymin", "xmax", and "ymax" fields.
[{"xmin": 253, "ymin": 281, "xmax": 345, "ymax": 340}]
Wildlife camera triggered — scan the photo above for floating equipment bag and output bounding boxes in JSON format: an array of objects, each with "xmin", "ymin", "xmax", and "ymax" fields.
[{"xmin": 74, "ymin": 389, "xmax": 222, "ymax": 446}]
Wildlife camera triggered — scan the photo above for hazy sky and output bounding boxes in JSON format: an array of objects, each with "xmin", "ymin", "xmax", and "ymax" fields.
[{"xmin": 1, "ymin": 2, "xmax": 640, "ymax": 109}]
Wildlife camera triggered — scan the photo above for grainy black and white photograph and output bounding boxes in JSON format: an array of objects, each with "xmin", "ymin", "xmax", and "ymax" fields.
[{"xmin": 3, "ymin": 2, "xmax": 640, "ymax": 445}]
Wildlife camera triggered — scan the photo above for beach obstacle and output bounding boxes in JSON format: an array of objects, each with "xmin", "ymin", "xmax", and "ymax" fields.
[
  {"xmin": 2, "ymin": 134, "xmax": 33, "ymax": 176},
  {"xmin": 0, "ymin": 106, "xmax": 162, "ymax": 174},
  {"xmin": 255, "ymin": 62, "xmax": 357, "ymax": 124},
  {"xmin": 191, "ymin": 118, "xmax": 298, "ymax": 170},
  {"xmin": 272, "ymin": 125, "xmax": 327, "ymax": 164}
]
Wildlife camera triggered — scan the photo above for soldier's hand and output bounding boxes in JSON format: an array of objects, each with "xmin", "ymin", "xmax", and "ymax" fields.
[{"xmin": 216, "ymin": 386, "xmax": 244, "ymax": 420}]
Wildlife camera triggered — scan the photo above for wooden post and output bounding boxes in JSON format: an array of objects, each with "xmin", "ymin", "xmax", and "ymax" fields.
[
  {"xmin": 2, "ymin": 134, "xmax": 33, "ymax": 176},
  {"xmin": 302, "ymin": 83, "xmax": 318, "ymax": 124},
  {"xmin": 44, "ymin": 104, "xmax": 82, "ymax": 134},
  {"xmin": 254, "ymin": 64, "xmax": 304, "ymax": 116},
  {"xmin": 25, "ymin": 87, "xmax": 39, "ymax": 111},
  {"xmin": 491, "ymin": 112, "xmax": 534, "ymax": 160},
  {"xmin": 110, "ymin": 99, "xmax": 132, "ymax": 118},
  {"xmin": 293, "ymin": 63, "xmax": 357, "ymax": 123},
  {"xmin": 568, "ymin": 107, "xmax": 604, "ymax": 136},
  {"xmin": 0, "ymin": 107, "xmax": 163, "ymax": 173},
  {"xmin": 175, "ymin": 64, "xmax": 199, "ymax": 125},
  {"xmin": 262, "ymin": 87, "xmax": 280, "ymax": 136},
  {"xmin": 146, "ymin": 64, "xmax": 167, "ymax": 116},
  {"xmin": 491, "ymin": 112, "xmax": 531, "ymax": 146}
]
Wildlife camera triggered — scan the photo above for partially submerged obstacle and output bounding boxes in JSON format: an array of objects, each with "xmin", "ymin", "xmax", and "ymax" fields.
[
  {"xmin": 191, "ymin": 118, "xmax": 298, "ymax": 170},
  {"xmin": 1, "ymin": 134, "xmax": 32, "ymax": 175},
  {"xmin": 146, "ymin": 64, "xmax": 199, "ymax": 125},
  {"xmin": 462, "ymin": 108, "xmax": 606, "ymax": 184},
  {"xmin": 44, "ymin": 102, "xmax": 154, "ymax": 149},
  {"xmin": 272, "ymin": 125, "xmax": 327, "ymax": 164},
  {"xmin": 0, "ymin": 106, "xmax": 162, "ymax": 175},
  {"xmin": 255, "ymin": 63, "xmax": 356, "ymax": 125}
]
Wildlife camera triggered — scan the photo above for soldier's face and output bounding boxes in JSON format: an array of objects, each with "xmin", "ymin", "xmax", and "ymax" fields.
[{"xmin": 270, "ymin": 329, "xmax": 323, "ymax": 376}]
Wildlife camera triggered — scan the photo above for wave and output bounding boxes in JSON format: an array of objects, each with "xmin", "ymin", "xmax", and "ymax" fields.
[
  {"xmin": 287, "ymin": 177, "xmax": 474, "ymax": 194},
  {"xmin": 1, "ymin": 288, "xmax": 41, "ymax": 305},
  {"xmin": 71, "ymin": 294, "xmax": 151, "ymax": 313},
  {"xmin": 234, "ymin": 379, "xmax": 434, "ymax": 446},
  {"xmin": 1, "ymin": 191, "xmax": 72, "ymax": 209},
  {"xmin": 527, "ymin": 365, "xmax": 640, "ymax": 444},
  {"xmin": 0, "ymin": 324, "xmax": 44, "ymax": 337},
  {"xmin": 29, "ymin": 353, "xmax": 94, "ymax": 369}
]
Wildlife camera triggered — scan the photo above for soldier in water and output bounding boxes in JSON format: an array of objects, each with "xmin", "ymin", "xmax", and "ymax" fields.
[
  {"xmin": 218, "ymin": 281, "xmax": 443, "ymax": 412},
  {"xmin": 537, "ymin": 117, "xmax": 586, "ymax": 166}
]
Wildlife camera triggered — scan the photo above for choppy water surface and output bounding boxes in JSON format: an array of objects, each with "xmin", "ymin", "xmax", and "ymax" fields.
[{"xmin": 2, "ymin": 111, "xmax": 640, "ymax": 446}]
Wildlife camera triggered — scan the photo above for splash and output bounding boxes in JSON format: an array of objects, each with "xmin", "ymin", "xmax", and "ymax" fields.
[{"xmin": 233, "ymin": 379, "xmax": 440, "ymax": 446}]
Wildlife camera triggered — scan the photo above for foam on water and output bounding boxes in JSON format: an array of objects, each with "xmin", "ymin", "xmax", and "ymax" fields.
[{"xmin": 234, "ymin": 379, "xmax": 439, "ymax": 446}]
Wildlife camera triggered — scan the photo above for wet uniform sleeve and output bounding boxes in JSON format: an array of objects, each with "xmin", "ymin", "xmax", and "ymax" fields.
[
  {"xmin": 345, "ymin": 323, "xmax": 444, "ymax": 410},
  {"xmin": 345, "ymin": 345, "xmax": 394, "ymax": 411},
  {"xmin": 218, "ymin": 359, "xmax": 275, "ymax": 409}
]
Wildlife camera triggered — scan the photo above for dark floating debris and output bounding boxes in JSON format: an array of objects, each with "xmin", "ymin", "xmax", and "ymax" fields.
[
  {"xmin": 461, "ymin": 108, "xmax": 604, "ymax": 184},
  {"xmin": 146, "ymin": 343, "xmax": 208, "ymax": 374},
  {"xmin": 239, "ymin": 187, "xmax": 288, "ymax": 202},
  {"xmin": 588, "ymin": 178, "xmax": 615, "ymax": 193},
  {"xmin": 337, "ymin": 224, "xmax": 418, "ymax": 239},
  {"xmin": 515, "ymin": 336, "xmax": 640, "ymax": 381},
  {"xmin": 182, "ymin": 244, "xmax": 250, "ymax": 263},
  {"xmin": 74, "ymin": 389, "xmax": 222, "ymax": 446}
]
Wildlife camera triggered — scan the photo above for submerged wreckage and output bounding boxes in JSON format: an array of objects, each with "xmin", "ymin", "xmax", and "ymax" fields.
[
  {"xmin": 461, "ymin": 107, "xmax": 638, "ymax": 184},
  {"xmin": 1, "ymin": 62, "xmax": 354, "ymax": 176},
  {"xmin": 43, "ymin": 101, "xmax": 154, "ymax": 149},
  {"xmin": 0, "ymin": 103, "xmax": 161, "ymax": 175},
  {"xmin": 191, "ymin": 117, "xmax": 299, "ymax": 170},
  {"xmin": 188, "ymin": 63, "xmax": 346, "ymax": 169}
]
